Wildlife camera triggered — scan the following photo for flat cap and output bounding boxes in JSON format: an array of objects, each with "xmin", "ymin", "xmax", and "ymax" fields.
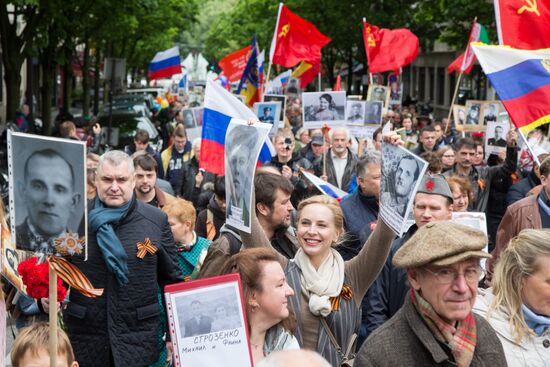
[
  {"xmin": 416, "ymin": 175, "xmax": 453, "ymax": 202},
  {"xmin": 393, "ymin": 221, "xmax": 490, "ymax": 268},
  {"xmin": 311, "ymin": 135, "xmax": 324, "ymax": 146}
]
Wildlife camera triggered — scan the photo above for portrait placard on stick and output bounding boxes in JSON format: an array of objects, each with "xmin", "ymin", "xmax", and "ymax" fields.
[
  {"xmin": 367, "ymin": 85, "xmax": 390, "ymax": 110},
  {"xmin": 263, "ymin": 94, "xmax": 287, "ymax": 122},
  {"xmin": 225, "ymin": 119, "xmax": 271, "ymax": 233},
  {"xmin": 380, "ymin": 144, "xmax": 428, "ymax": 236},
  {"xmin": 253, "ymin": 101, "xmax": 283, "ymax": 136},
  {"xmin": 8, "ymin": 132, "xmax": 87, "ymax": 258},
  {"xmin": 165, "ymin": 274, "xmax": 253, "ymax": 367},
  {"xmin": 302, "ymin": 91, "xmax": 346, "ymax": 129}
]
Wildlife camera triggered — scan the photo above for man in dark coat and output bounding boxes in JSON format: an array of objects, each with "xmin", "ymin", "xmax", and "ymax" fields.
[
  {"xmin": 356, "ymin": 222, "xmax": 506, "ymax": 366},
  {"xmin": 363, "ymin": 176, "xmax": 453, "ymax": 342},
  {"xmin": 507, "ymin": 153, "xmax": 548, "ymax": 205},
  {"xmin": 64, "ymin": 150, "xmax": 182, "ymax": 367},
  {"xmin": 339, "ymin": 151, "xmax": 381, "ymax": 260}
]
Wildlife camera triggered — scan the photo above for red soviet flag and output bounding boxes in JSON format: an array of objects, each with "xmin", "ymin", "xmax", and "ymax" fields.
[
  {"xmin": 495, "ymin": 0, "xmax": 550, "ymax": 49},
  {"xmin": 363, "ymin": 20, "xmax": 419, "ymax": 74},
  {"xmin": 218, "ymin": 45, "xmax": 252, "ymax": 83},
  {"xmin": 269, "ymin": 4, "xmax": 331, "ymax": 68}
]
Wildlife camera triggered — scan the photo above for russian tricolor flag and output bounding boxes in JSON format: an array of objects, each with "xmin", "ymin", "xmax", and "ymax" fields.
[
  {"xmin": 302, "ymin": 171, "xmax": 348, "ymax": 201},
  {"xmin": 471, "ymin": 43, "xmax": 550, "ymax": 133},
  {"xmin": 148, "ymin": 47, "xmax": 182, "ymax": 80},
  {"xmin": 200, "ymin": 80, "xmax": 274, "ymax": 175}
]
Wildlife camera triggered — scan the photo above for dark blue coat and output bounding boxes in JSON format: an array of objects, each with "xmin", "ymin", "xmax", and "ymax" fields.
[{"xmin": 507, "ymin": 169, "xmax": 540, "ymax": 206}]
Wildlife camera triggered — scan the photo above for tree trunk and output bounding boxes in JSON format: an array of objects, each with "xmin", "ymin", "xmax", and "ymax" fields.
[
  {"xmin": 3, "ymin": 67, "xmax": 22, "ymax": 123},
  {"xmin": 40, "ymin": 41, "xmax": 57, "ymax": 136},
  {"xmin": 82, "ymin": 39, "xmax": 90, "ymax": 116},
  {"xmin": 346, "ymin": 50, "xmax": 353, "ymax": 94}
]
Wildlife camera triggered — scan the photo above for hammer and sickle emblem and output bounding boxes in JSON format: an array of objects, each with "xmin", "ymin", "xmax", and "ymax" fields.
[
  {"xmin": 278, "ymin": 24, "xmax": 290, "ymax": 38},
  {"xmin": 541, "ymin": 59, "xmax": 550, "ymax": 73},
  {"xmin": 518, "ymin": 0, "xmax": 540, "ymax": 16},
  {"xmin": 368, "ymin": 35, "xmax": 376, "ymax": 47}
]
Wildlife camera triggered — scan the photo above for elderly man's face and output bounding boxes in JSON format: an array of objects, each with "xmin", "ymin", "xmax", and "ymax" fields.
[
  {"xmin": 22, "ymin": 155, "xmax": 79, "ymax": 237},
  {"xmin": 409, "ymin": 258, "xmax": 480, "ymax": 324},
  {"xmin": 230, "ymin": 145, "xmax": 252, "ymax": 195},
  {"xmin": 96, "ymin": 160, "xmax": 135, "ymax": 207},
  {"xmin": 395, "ymin": 158, "xmax": 417, "ymax": 196}
]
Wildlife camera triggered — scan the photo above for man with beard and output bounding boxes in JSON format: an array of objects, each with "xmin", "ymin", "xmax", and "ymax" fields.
[
  {"xmin": 199, "ymin": 169, "xmax": 298, "ymax": 277},
  {"xmin": 158, "ymin": 125, "xmax": 193, "ymax": 195},
  {"xmin": 444, "ymin": 135, "xmax": 517, "ymax": 212},
  {"xmin": 133, "ymin": 154, "xmax": 175, "ymax": 208},
  {"xmin": 313, "ymin": 127, "xmax": 357, "ymax": 192}
]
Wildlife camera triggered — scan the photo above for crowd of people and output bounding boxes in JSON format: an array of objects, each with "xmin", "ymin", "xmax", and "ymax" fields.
[{"xmin": 5, "ymin": 88, "xmax": 550, "ymax": 367}]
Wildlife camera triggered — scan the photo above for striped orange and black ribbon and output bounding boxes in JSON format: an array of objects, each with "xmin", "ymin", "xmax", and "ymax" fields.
[
  {"xmin": 329, "ymin": 284, "xmax": 353, "ymax": 311},
  {"xmin": 48, "ymin": 256, "xmax": 104, "ymax": 298},
  {"xmin": 137, "ymin": 238, "xmax": 158, "ymax": 259},
  {"xmin": 206, "ymin": 221, "xmax": 216, "ymax": 241}
]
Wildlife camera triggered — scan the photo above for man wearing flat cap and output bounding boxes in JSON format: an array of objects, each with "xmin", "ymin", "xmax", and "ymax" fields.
[
  {"xmin": 356, "ymin": 222, "xmax": 506, "ymax": 366},
  {"xmin": 363, "ymin": 175, "xmax": 454, "ymax": 341}
]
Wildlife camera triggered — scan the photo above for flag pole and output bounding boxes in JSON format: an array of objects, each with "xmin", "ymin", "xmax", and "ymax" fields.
[
  {"xmin": 265, "ymin": 2, "xmax": 283, "ymax": 99},
  {"xmin": 263, "ymin": 62, "xmax": 272, "ymax": 101},
  {"xmin": 446, "ymin": 70, "xmax": 463, "ymax": 134}
]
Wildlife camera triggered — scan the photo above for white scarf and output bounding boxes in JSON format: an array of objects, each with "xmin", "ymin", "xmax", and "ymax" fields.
[{"xmin": 293, "ymin": 248, "xmax": 345, "ymax": 317}]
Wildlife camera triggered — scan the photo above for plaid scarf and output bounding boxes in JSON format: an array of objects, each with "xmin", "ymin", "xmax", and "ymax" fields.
[{"xmin": 410, "ymin": 289, "xmax": 477, "ymax": 367}]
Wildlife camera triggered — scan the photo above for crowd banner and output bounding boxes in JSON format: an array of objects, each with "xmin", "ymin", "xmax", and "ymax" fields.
[{"xmin": 165, "ymin": 274, "xmax": 253, "ymax": 367}]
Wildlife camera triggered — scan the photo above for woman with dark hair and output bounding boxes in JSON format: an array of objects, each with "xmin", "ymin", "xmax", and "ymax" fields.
[
  {"xmin": 221, "ymin": 248, "xmax": 298, "ymax": 364},
  {"xmin": 313, "ymin": 94, "xmax": 339, "ymax": 121}
]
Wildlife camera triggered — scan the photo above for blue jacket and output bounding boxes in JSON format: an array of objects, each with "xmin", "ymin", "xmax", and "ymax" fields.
[
  {"xmin": 339, "ymin": 190, "xmax": 378, "ymax": 261},
  {"xmin": 507, "ymin": 169, "xmax": 540, "ymax": 206}
]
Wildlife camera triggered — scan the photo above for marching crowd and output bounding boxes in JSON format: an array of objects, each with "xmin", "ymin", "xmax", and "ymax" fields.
[{"xmin": 7, "ymin": 93, "xmax": 550, "ymax": 367}]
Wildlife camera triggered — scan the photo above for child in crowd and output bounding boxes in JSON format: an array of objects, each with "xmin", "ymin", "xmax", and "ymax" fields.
[{"xmin": 11, "ymin": 322, "xmax": 78, "ymax": 367}]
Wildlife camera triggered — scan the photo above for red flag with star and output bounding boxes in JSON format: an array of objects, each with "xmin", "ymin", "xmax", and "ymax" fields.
[
  {"xmin": 363, "ymin": 19, "xmax": 419, "ymax": 74},
  {"xmin": 495, "ymin": 0, "xmax": 550, "ymax": 49},
  {"xmin": 269, "ymin": 4, "xmax": 331, "ymax": 68}
]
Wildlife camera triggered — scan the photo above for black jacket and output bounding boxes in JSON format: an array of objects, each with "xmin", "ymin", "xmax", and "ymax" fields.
[
  {"xmin": 313, "ymin": 148, "xmax": 357, "ymax": 192},
  {"xmin": 196, "ymin": 195, "xmax": 226, "ymax": 241},
  {"xmin": 362, "ymin": 225, "xmax": 417, "ymax": 341},
  {"xmin": 180, "ymin": 156, "xmax": 215, "ymax": 206},
  {"xmin": 507, "ymin": 169, "xmax": 540, "ymax": 206},
  {"xmin": 64, "ymin": 198, "xmax": 183, "ymax": 367}
]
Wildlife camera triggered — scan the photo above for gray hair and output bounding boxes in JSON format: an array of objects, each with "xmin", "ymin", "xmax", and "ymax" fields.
[
  {"xmin": 328, "ymin": 126, "xmax": 350, "ymax": 142},
  {"xmin": 192, "ymin": 137, "xmax": 202, "ymax": 148},
  {"xmin": 357, "ymin": 150, "xmax": 382, "ymax": 178},
  {"xmin": 256, "ymin": 350, "xmax": 331, "ymax": 367},
  {"xmin": 98, "ymin": 150, "xmax": 135, "ymax": 175}
]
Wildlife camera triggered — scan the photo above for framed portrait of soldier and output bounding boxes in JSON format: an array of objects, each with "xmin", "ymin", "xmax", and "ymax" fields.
[
  {"xmin": 462, "ymin": 100, "xmax": 484, "ymax": 131},
  {"xmin": 388, "ymin": 75, "xmax": 403, "ymax": 107},
  {"xmin": 367, "ymin": 85, "xmax": 390, "ymax": 109},
  {"xmin": 253, "ymin": 101, "xmax": 282, "ymax": 136},
  {"xmin": 453, "ymin": 105, "xmax": 467, "ymax": 129},
  {"xmin": 285, "ymin": 77, "xmax": 301, "ymax": 96},
  {"xmin": 225, "ymin": 119, "xmax": 271, "ymax": 233},
  {"xmin": 302, "ymin": 91, "xmax": 346, "ymax": 129},
  {"xmin": 345, "ymin": 101, "xmax": 366, "ymax": 125},
  {"xmin": 263, "ymin": 94, "xmax": 287, "ymax": 122},
  {"xmin": 165, "ymin": 273, "xmax": 253, "ymax": 367},
  {"xmin": 8, "ymin": 132, "xmax": 87, "ymax": 257},
  {"xmin": 485, "ymin": 121, "xmax": 509, "ymax": 155},
  {"xmin": 364, "ymin": 101, "xmax": 383, "ymax": 125},
  {"xmin": 193, "ymin": 107, "xmax": 204, "ymax": 127},
  {"xmin": 380, "ymin": 143, "xmax": 428, "ymax": 236},
  {"xmin": 481, "ymin": 101, "xmax": 500, "ymax": 125},
  {"xmin": 183, "ymin": 109, "xmax": 197, "ymax": 129}
]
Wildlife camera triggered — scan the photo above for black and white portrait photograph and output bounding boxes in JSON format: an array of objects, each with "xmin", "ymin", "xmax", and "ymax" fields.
[
  {"xmin": 365, "ymin": 101, "xmax": 383, "ymax": 125},
  {"xmin": 345, "ymin": 101, "xmax": 365, "ymax": 125},
  {"xmin": 302, "ymin": 91, "xmax": 346, "ymax": 129},
  {"xmin": 164, "ymin": 274, "xmax": 253, "ymax": 367},
  {"xmin": 285, "ymin": 77, "xmax": 300, "ymax": 95},
  {"xmin": 193, "ymin": 107, "xmax": 204, "ymax": 127},
  {"xmin": 380, "ymin": 143, "xmax": 428, "ymax": 236},
  {"xmin": 367, "ymin": 85, "xmax": 389, "ymax": 108},
  {"xmin": 263, "ymin": 94, "xmax": 287, "ymax": 122},
  {"xmin": 253, "ymin": 101, "xmax": 282, "ymax": 135},
  {"xmin": 485, "ymin": 121, "xmax": 509, "ymax": 155},
  {"xmin": 183, "ymin": 108, "xmax": 197, "ymax": 129},
  {"xmin": 8, "ymin": 132, "xmax": 87, "ymax": 256},
  {"xmin": 453, "ymin": 104, "xmax": 466, "ymax": 128},
  {"xmin": 225, "ymin": 120, "xmax": 271, "ymax": 233},
  {"xmin": 465, "ymin": 100, "xmax": 483, "ymax": 127},
  {"xmin": 481, "ymin": 102, "xmax": 500, "ymax": 125},
  {"xmin": 388, "ymin": 76, "xmax": 403, "ymax": 107}
]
